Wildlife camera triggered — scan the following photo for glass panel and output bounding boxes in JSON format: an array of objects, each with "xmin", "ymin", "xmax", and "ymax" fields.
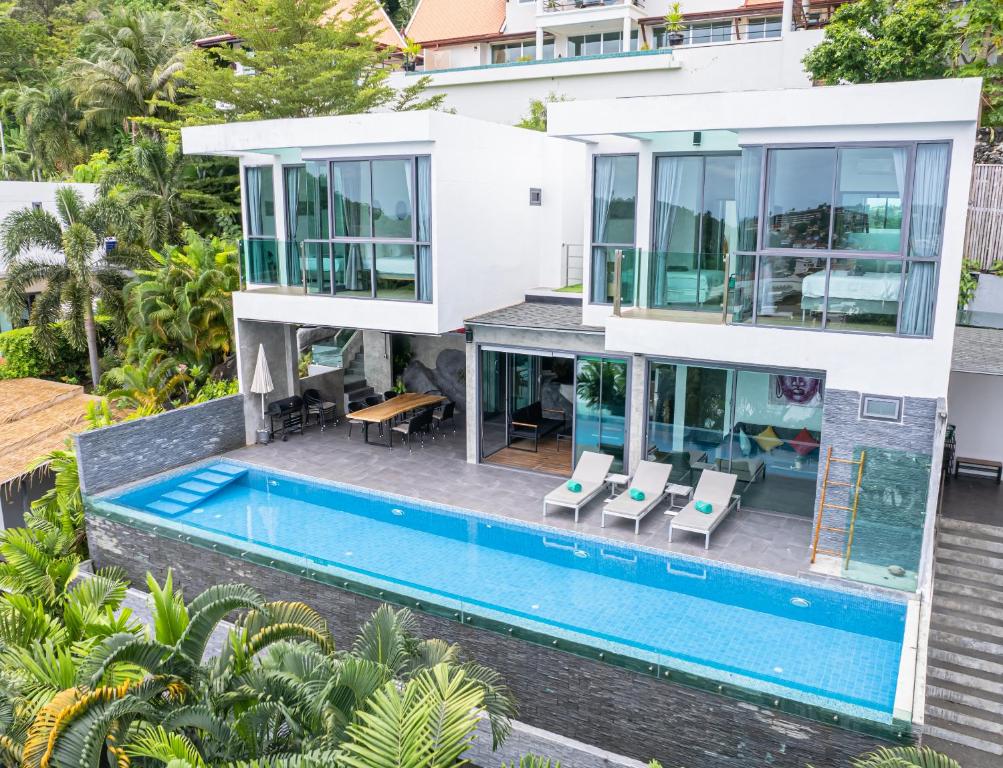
[
  {"xmin": 543, "ymin": 39, "xmax": 555, "ymax": 59},
  {"xmin": 755, "ymin": 255, "xmax": 825, "ymax": 327},
  {"xmin": 284, "ymin": 162, "xmax": 328, "ymax": 242},
  {"xmin": 824, "ymin": 258, "xmax": 902, "ymax": 332},
  {"xmin": 510, "ymin": 354, "xmax": 538, "ymax": 412},
  {"xmin": 592, "ymin": 155, "xmax": 637, "ymax": 245},
  {"xmin": 746, "ymin": 16, "xmax": 781, "ymax": 39},
  {"xmin": 766, "ymin": 148, "xmax": 836, "ymax": 250},
  {"xmin": 833, "ymin": 147, "xmax": 906, "ymax": 253},
  {"xmin": 480, "ymin": 349, "xmax": 507, "ymax": 459},
  {"xmin": 245, "ymin": 166, "xmax": 275, "ymax": 238},
  {"xmin": 333, "ymin": 243, "xmax": 372, "ymax": 296},
  {"xmin": 730, "ymin": 370, "xmax": 823, "ymax": 516},
  {"xmin": 908, "ymin": 143, "xmax": 949, "ymax": 259},
  {"xmin": 689, "ymin": 21, "xmax": 732, "ymax": 44},
  {"xmin": 375, "ymin": 243, "xmax": 416, "ymax": 300},
  {"xmin": 728, "ymin": 252, "xmax": 756, "ymax": 323},
  {"xmin": 601, "ymin": 32, "xmax": 622, "ymax": 54},
  {"xmin": 736, "ymin": 146, "xmax": 762, "ymax": 252},
  {"xmin": 575, "ymin": 357, "xmax": 628, "ymax": 472},
  {"xmin": 900, "ymin": 260, "xmax": 937, "ymax": 336},
  {"xmin": 570, "ymin": 33, "xmax": 602, "ymax": 57},
  {"xmin": 372, "ymin": 159, "xmax": 413, "ymax": 239},
  {"xmin": 243, "ymin": 238, "xmax": 279, "ymax": 284},
  {"xmin": 591, "ymin": 246, "xmax": 635, "ymax": 305},
  {"xmin": 332, "ymin": 160, "xmax": 372, "ymax": 238},
  {"xmin": 302, "ymin": 241, "xmax": 331, "ymax": 294}
]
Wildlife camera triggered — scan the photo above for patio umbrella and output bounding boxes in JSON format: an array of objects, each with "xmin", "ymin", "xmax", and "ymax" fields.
[{"xmin": 250, "ymin": 344, "xmax": 274, "ymax": 427}]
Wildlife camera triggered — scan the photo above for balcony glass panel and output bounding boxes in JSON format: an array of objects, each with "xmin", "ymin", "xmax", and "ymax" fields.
[
  {"xmin": 332, "ymin": 160, "xmax": 372, "ymax": 238},
  {"xmin": 833, "ymin": 147, "xmax": 906, "ymax": 253},
  {"xmin": 242, "ymin": 238, "xmax": 279, "ymax": 285},
  {"xmin": 823, "ymin": 258, "xmax": 902, "ymax": 332},
  {"xmin": 755, "ymin": 255, "xmax": 825, "ymax": 327},
  {"xmin": 301, "ymin": 241, "xmax": 331, "ymax": 294},
  {"xmin": 333, "ymin": 243, "xmax": 373, "ymax": 297},
  {"xmin": 728, "ymin": 253, "xmax": 756, "ymax": 323},
  {"xmin": 285, "ymin": 162, "xmax": 328, "ymax": 242},
  {"xmin": 591, "ymin": 246, "xmax": 636, "ymax": 305},
  {"xmin": 372, "ymin": 159, "xmax": 414, "ymax": 239},
  {"xmin": 375, "ymin": 243, "xmax": 416, "ymax": 300},
  {"xmin": 766, "ymin": 148, "xmax": 836, "ymax": 250}
]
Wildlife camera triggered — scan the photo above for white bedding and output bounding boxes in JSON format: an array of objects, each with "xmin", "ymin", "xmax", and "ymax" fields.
[{"xmin": 801, "ymin": 270, "xmax": 901, "ymax": 302}]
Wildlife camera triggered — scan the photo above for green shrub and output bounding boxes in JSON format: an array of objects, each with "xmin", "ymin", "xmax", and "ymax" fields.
[
  {"xmin": 189, "ymin": 377, "xmax": 239, "ymax": 403},
  {"xmin": 0, "ymin": 321, "xmax": 115, "ymax": 383}
]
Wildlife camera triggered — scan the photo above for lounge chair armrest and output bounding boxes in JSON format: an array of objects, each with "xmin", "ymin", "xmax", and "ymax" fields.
[
  {"xmin": 542, "ymin": 408, "xmax": 566, "ymax": 422},
  {"xmin": 511, "ymin": 421, "xmax": 540, "ymax": 430}
]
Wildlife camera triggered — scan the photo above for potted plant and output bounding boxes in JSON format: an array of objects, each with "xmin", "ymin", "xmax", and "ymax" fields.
[
  {"xmin": 663, "ymin": 2, "xmax": 685, "ymax": 47},
  {"xmin": 401, "ymin": 37, "xmax": 422, "ymax": 71}
]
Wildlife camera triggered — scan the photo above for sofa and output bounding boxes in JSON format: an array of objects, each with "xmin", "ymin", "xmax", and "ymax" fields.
[
  {"xmin": 730, "ymin": 422, "xmax": 821, "ymax": 480},
  {"xmin": 508, "ymin": 402, "xmax": 566, "ymax": 452}
]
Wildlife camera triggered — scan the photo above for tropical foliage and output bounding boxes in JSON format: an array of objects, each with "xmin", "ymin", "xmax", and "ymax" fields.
[{"xmin": 850, "ymin": 746, "xmax": 961, "ymax": 767}]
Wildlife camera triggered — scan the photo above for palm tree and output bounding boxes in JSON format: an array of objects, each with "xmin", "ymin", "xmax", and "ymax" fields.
[
  {"xmin": 5, "ymin": 82, "xmax": 87, "ymax": 175},
  {"xmin": 103, "ymin": 349, "xmax": 191, "ymax": 414},
  {"xmin": 65, "ymin": 9, "xmax": 203, "ymax": 137},
  {"xmin": 0, "ymin": 186, "xmax": 138, "ymax": 389}
]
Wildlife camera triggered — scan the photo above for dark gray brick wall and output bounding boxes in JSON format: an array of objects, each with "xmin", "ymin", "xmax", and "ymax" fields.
[
  {"xmin": 75, "ymin": 395, "xmax": 245, "ymax": 495},
  {"xmin": 85, "ymin": 514, "xmax": 898, "ymax": 768},
  {"xmin": 813, "ymin": 390, "xmax": 938, "ymax": 568}
]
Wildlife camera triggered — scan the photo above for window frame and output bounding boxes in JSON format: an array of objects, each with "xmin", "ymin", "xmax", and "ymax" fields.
[
  {"xmin": 589, "ymin": 152, "xmax": 639, "ymax": 307},
  {"xmin": 490, "ymin": 37, "xmax": 555, "ymax": 64},
  {"xmin": 858, "ymin": 394, "xmax": 904, "ymax": 423},
  {"xmin": 243, "ymin": 164, "xmax": 276, "ymax": 240},
  {"xmin": 744, "ymin": 15, "xmax": 782, "ymax": 39},
  {"xmin": 739, "ymin": 140, "xmax": 951, "ymax": 338}
]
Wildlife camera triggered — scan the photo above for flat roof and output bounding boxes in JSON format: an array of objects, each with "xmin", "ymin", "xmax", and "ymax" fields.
[{"xmin": 952, "ymin": 326, "xmax": 1003, "ymax": 376}]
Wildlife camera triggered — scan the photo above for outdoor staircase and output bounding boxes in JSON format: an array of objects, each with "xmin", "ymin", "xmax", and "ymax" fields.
[
  {"xmin": 924, "ymin": 517, "xmax": 1003, "ymax": 762},
  {"xmin": 145, "ymin": 462, "xmax": 247, "ymax": 517},
  {"xmin": 344, "ymin": 348, "xmax": 374, "ymax": 404}
]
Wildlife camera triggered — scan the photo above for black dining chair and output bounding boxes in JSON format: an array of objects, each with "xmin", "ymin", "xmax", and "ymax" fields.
[
  {"xmin": 303, "ymin": 388, "xmax": 338, "ymax": 431},
  {"xmin": 347, "ymin": 400, "xmax": 367, "ymax": 439},
  {"xmin": 364, "ymin": 394, "xmax": 384, "ymax": 407},
  {"xmin": 384, "ymin": 390, "xmax": 398, "ymax": 400},
  {"xmin": 392, "ymin": 408, "xmax": 433, "ymax": 452},
  {"xmin": 432, "ymin": 401, "xmax": 456, "ymax": 436}
]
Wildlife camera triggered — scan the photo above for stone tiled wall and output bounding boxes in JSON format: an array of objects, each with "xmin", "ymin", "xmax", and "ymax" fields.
[
  {"xmin": 85, "ymin": 513, "xmax": 896, "ymax": 768},
  {"xmin": 75, "ymin": 395, "xmax": 245, "ymax": 495},
  {"xmin": 813, "ymin": 389, "xmax": 938, "ymax": 564}
]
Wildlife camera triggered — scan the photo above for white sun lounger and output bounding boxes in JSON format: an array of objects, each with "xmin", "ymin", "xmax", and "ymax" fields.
[
  {"xmin": 543, "ymin": 451, "xmax": 615, "ymax": 523},
  {"xmin": 601, "ymin": 461, "xmax": 673, "ymax": 534},
  {"xmin": 668, "ymin": 469, "xmax": 740, "ymax": 549}
]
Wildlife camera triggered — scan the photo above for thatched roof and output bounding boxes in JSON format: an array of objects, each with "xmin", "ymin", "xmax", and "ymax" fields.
[{"xmin": 0, "ymin": 379, "xmax": 101, "ymax": 486}]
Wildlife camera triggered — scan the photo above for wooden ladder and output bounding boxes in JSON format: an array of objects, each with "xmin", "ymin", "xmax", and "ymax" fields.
[{"xmin": 810, "ymin": 447, "xmax": 866, "ymax": 566}]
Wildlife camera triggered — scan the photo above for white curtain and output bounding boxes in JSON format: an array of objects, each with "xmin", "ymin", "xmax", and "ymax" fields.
[
  {"xmin": 652, "ymin": 156, "xmax": 685, "ymax": 306},
  {"xmin": 591, "ymin": 157, "xmax": 617, "ymax": 303},
  {"xmin": 246, "ymin": 167, "xmax": 262, "ymax": 237},
  {"xmin": 416, "ymin": 156, "xmax": 432, "ymax": 301},
  {"xmin": 900, "ymin": 144, "xmax": 949, "ymax": 336},
  {"xmin": 336, "ymin": 163, "xmax": 366, "ymax": 291},
  {"xmin": 284, "ymin": 166, "xmax": 302, "ymax": 286},
  {"xmin": 735, "ymin": 147, "xmax": 761, "ymax": 253}
]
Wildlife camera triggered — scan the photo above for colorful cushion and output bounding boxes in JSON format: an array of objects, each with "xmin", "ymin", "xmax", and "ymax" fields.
[
  {"xmin": 629, "ymin": 488, "xmax": 645, "ymax": 501},
  {"xmin": 753, "ymin": 425, "xmax": 783, "ymax": 453},
  {"xmin": 566, "ymin": 480, "xmax": 582, "ymax": 493},
  {"xmin": 791, "ymin": 427, "xmax": 820, "ymax": 457},
  {"xmin": 695, "ymin": 500, "xmax": 713, "ymax": 514},
  {"xmin": 738, "ymin": 428, "xmax": 752, "ymax": 456}
]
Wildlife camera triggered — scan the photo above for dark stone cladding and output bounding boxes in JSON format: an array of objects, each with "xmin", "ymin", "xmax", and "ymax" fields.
[
  {"xmin": 74, "ymin": 395, "xmax": 245, "ymax": 495},
  {"xmin": 85, "ymin": 513, "xmax": 902, "ymax": 768}
]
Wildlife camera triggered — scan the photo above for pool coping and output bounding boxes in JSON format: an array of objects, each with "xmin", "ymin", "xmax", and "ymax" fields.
[{"xmin": 88, "ymin": 457, "xmax": 915, "ymax": 743}]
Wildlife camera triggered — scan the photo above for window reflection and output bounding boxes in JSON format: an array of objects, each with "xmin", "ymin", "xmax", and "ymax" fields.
[
  {"xmin": 824, "ymin": 258, "xmax": 902, "ymax": 332},
  {"xmin": 766, "ymin": 148, "xmax": 835, "ymax": 249},
  {"xmin": 833, "ymin": 147, "xmax": 906, "ymax": 253},
  {"xmin": 755, "ymin": 256, "xmax": 825, "ymax": 327}
]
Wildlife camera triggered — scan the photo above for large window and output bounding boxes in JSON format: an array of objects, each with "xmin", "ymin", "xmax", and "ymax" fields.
[
  {"xmin": 282, "ymin": 156, "xmax": 432, "ymax": 302},
  {"xmin": 736, "ymin": 143, "xmax": 949, "ymax": 336},
  {"xmin": 652, "ymin": 20, "xmax": 732, "ymax": 47},
  {"xmin": 745, "ymin": 16, "xmax": 781, "ymax": 39},
  {"xmin": 591, "ymin": 154, "xmax": 638, "ymax": 304},
  {"xmin": 244, "ymin": 165, "xmax": 278, "ymax": 284},
  {"xmin": 491, "ymin": 38, "xmax": 554, "ymax": 63},
  {"xmin": 569, "ymin": 30, "xmax": 638, "ymax": 56}
]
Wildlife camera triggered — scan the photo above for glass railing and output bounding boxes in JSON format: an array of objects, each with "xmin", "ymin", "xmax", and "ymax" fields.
[
  {"xmin": 241, "ymin": 238, "xmax": 280, "ymax": 285},
  {"xmin": 311, "ymin": 328, "xmax": 356, "ymax": 368},
  {"xmin": 609, "ymin": 248, "xmax": 737, "ymax": 318},
  {"xmin": 957, "ymin": 308, "xmax": 1003, "ymax": 330}
]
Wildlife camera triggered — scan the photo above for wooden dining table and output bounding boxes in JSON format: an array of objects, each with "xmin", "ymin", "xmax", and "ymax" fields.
[{"xmin": 350, "ymin": 393, "xmax": 446, "ymax": 449}]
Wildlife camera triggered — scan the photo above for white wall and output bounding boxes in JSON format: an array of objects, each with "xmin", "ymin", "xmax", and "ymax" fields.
[
  {"xmin": 948, "ymin": 372, "xmax": 1003, "ymax": 464},
  {"xmin": 0, "ymin": 181, "xmax": 98, "ymax": 272}
]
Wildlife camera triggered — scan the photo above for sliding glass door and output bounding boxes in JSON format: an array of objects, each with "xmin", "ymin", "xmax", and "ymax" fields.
[
  {"xmin": 574, "ymin": 356, "xmax": 629, "ymax": 472},
  {"xmin": 480, "ymin": 349, "xmax": 507, "ymax": 459}
]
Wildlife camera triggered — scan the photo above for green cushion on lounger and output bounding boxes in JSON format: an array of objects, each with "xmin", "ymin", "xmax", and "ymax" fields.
[
  {"xmin": 695, "ymin": 500, "xmax": 713, "ymax": 514},
  {"xmin": 629, "ymin": 488, "xmax": 645, "ymax": 501},
  {"xmin": 566, "ymin": 480, "xmax": 582, "ymax": 493}
]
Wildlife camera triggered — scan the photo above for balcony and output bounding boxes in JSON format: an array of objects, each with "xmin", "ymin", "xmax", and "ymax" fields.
[{"xmin": 539, "ymin": 0, "xmax": 643, "ymax": 12}]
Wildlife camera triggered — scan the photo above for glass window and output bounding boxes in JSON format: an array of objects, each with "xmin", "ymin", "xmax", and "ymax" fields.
[
  {"xmin": 491, "ymin": 39, "xmax": 551, "ymax": 63},
  {"xmin": 688, "ymin": 21, "xmax": 732, "ymax": 45},
  {"xmin": 833, "ymin": 147, "xmax": 906, "ymax": 253},
  {"xmin": 591, "ymin": 154, "xmax": 638, "ymax": 305},
  {"xmin": 333, "ymin": 243, "xmax": 372, "ymax": 297},
  {"xmin": 374, "ymin": 243, "xmax": 416, "ymax": 300},
  {"xmin": 245, "ymin": 165, "xmax": 275, "ymax": 238},
  {"xmin": 371, "ymin": 159, "xmax": 413, "ymax": 239},
  {"xmin": 284, "ymin": 162, "xmax": 328, "ymax": 242},
  {"xmin": 746, "ymin": 16, "xmax": 781, "ymax": 39},
  {"xmin": 332, "ymin": 161, "xmax": 371, "ymax": 238},
  {"xmin": 301, "ymin": 241, "xmax": 331, "ymax": 294},
  {"xmin": 575, "ymin": 357, "xmax": 628, "ymax": 472},
  {"xmin": 766, "ymin": 148, "xmax": 836, "ymax": 250},
  {"xmin": 568, "ymin": 31, "xmax": 631, "ymax": 56},
  {"xmin": 736, "ymin": 146, "xmax": 762, "ymax": 252},
  {"xmin": 824, "ymin": 258, "xmax": 902, "ymax": 332},
  {"xmin": 755, "ymin": 255, "xmax": 826, "ymax": 328}
]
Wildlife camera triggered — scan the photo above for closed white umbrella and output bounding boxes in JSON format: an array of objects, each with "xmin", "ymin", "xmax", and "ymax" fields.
[{"xmin": 250, "ymin": 344, "xmax": 274, "ymax": 428}]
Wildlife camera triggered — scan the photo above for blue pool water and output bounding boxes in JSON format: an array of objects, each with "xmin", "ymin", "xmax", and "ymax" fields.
[{"xmin": 107, "ymin": 461, "xmax": 907, "ymax": 721}]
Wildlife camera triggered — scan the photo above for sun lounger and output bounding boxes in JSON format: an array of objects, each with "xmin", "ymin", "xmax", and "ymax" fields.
[
  {"xmin": 543, "ymin": 451, "xmax": 615, "ymax": 523},
  {"xmin": 602, "ymin": 461, "xmax": 673, "ymax": 534},
  {"xmin": 668, "ymin": 469, "xmax": 740, "ymax": 549}
]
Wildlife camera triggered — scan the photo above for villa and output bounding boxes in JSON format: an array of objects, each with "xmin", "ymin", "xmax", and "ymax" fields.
[{"xmin": 73, "ymin": 74, "xmax": 994, "ymax": 767}]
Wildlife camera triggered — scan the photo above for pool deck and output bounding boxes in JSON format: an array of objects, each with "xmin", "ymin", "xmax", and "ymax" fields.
[{"xmin": 223, "ymin": 420, "xmax": 815, "ymax": 579}]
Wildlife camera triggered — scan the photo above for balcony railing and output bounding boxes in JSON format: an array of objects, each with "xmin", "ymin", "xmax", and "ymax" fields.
[{"xmin": 540, "ymin": 0, "xmax": 643, "ymax": 11}]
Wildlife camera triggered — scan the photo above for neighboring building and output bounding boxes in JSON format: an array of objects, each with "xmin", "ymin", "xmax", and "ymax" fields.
[
  {"xmin": 0, "ymin": 378, "xmax": 100, "ymax": 529},
  {"xmin": 0, "ymin": 181, "xmax": 99, "ymax": 332},
  {"xmin": 180, "ymin": 77, "xmax": 981, "ymax": 595},
  {"xmin": 391, "ymin": 0, "xmax": 840, "ymax": 122}
]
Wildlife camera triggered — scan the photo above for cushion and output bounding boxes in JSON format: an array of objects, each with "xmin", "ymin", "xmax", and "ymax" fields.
[
  {"xmin": 566, "ymin": 480, "xmax": 582, "ymax": 493},
  {"xmin": 629, "ymin": 488, "xmax": 645, "ymax": 501},
  {"xmin": 753, "ymin": 425, "xmax": 783, "ymax": 453},
  {"xmin": 791, "ymin": 427, "xmax": 820, "ymax": 457},
  {"xmin": 695, "ymin": 500, "xmax": 713, "ymax": 514},
  {"xmin": 738, "ymin": 429, "xmax": 752, "ymax": 457}
]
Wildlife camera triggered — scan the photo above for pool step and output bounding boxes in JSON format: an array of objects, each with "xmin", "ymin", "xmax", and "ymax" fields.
[
  {"xmin": 924, "ymin": 519, "xmax": 1003, "ymax": 762},
  {"xmin": 144, "ymin": 462, "xmax": 247, "ymax": 517}
]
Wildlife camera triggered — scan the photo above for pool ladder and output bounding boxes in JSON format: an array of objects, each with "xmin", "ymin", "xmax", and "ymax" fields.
[{"xmin": 810, "ymin": 447, "xmax": 866, "ymax": 567}]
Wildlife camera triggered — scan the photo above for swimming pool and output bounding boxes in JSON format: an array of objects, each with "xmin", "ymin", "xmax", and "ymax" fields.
[{"xmin": 101, "ymin": 459, "xmax": 909, "ymax": 725}]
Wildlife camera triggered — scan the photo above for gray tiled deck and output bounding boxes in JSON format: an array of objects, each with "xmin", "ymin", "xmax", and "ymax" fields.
[{"xmin": 224, "ymin": 421, "xmax": 814, "ymax": 578}]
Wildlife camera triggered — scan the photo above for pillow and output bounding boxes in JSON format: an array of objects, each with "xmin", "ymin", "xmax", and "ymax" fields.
[
  {"xmin": 695, "ymin": 500, "xmax": 713, "ymax": 514},
  {"xmin": 629, "ymin": 488, "xmax": 645, "ymax": 501},
  {"xmin": 566, "ymin": 480, "xmax": 582, "ymax": 493},
  {"xmin": 738, "ymin": 428, "xmax": 752, "ymax": 457},
  {"xmin": 753, "ymin": 425, "xmax": 783, "ymax": 453},
  {"xmin": 791, "ymin": 427, "xmax": 820, "ymax": 457}
]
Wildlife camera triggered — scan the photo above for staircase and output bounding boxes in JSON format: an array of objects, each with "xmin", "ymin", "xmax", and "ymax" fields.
[
  {"xmin": 145, "ymin": 462, "xmax": 248, "ymax": 517},
  {"xmin": 924, "ymin": 517, "xmax": 1003, "ymax": 763}
]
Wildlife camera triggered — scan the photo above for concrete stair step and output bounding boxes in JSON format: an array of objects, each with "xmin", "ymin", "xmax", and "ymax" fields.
[
  {"xmin": 931, "ymin": 610, "xmax": 1003, "ymax": 639},
  {"xmin": 926, "ymin": 664, "xmax": 1003, "ymax": 699},
  {"xmin": 932, "ymin": 593, "xmax": 1003, "ymax": 623},
  {"xmin": 928, "ymin": 646, "xmax": 1003, "ymax": 677},
  {"xmin": 935, "ymin": 561, "xmax": 1003, "ymax": 589},
  {"xmin": 928, "ymin": 629, "xmax": 1003, "ymax": 660},
  {"xmin": 940, "ymin": 517, "xmax": 1003, "ymax": 543},
  {"xmin": 927, "ymin": 685, "xmax": 1003, "ymax": 716},
  {"xmin": 940, "ymin": 532, "xmax": 1003, "ymax": 556},
  {"xmin": 923, "ymin": 719, "xmax": 1003, "ymax": 756},
  {"xmin": 925, "ymin": 701, "xmax": 1003, "ymax": 737},
  {"xmin": 934, "ymin": 579, "xmax": 1003, "ymax": 608},
  {"xmin": 936, "ymin": 546, "xmax": 1003, "ymax": 574}
]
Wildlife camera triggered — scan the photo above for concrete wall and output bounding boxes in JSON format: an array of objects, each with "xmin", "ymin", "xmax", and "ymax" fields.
[
  {"xmin": 0, "ymin": 471, "xmax": 55, "ymax": 530},
  {"xmin": 298, "ymin": 369, "xmax": 345, "ymax": 419},
  {"xmin": 74, "ymin": 395, "xmax": 245, "ymax": 495},
  {"xmin": 947, "ymin": 372, "xmax": 1003, "ymax": 465},
  {"xmin": 236, "ymin": 319, "xmax": 299, "ymax": 444},
  {"xmin": 363, "ymin": 330, "xmax": 393, "ymax": 395},
  {"xmin": 85, "ymin": 513, "xmax": 899, "ymax": 768}
]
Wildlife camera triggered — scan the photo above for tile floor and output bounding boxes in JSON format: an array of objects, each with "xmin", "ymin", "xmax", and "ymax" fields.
[{"xmin": 225, "ymin": 420, "xmax": 815, "ymax": 578}]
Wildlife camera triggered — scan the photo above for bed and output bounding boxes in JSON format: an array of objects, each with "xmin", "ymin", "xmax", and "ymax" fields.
[
  {"xmin": 800, "ymin": 269, "xmax": 901, "ymax": 315},
  {"xmin": 659, "ymin": 269, "xmax": 726, "ymax": 307}
]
